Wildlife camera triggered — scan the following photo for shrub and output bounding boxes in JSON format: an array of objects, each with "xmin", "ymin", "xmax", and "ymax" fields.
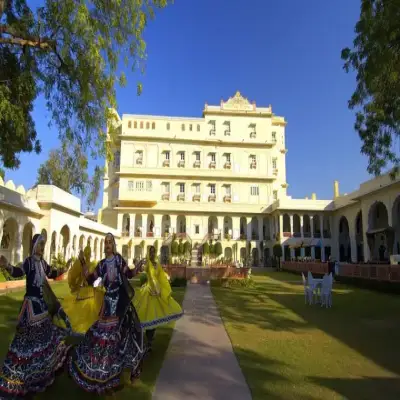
[
  {"xmin": 178, "ymin": 240, "xmax": 184, "ymax": 256},
  {"xmin": 203, "ymin": 242, "xmax": 210, "ymax": 256},
  {"xmin": 139, "ymin": 272, "xmax": 148, "ymax": 286},
  {"xmin": 171, "ymin": 240, "xmax": 178, "ymax": 257},
  {"xmin": 183, "ymin": 241, "xmax": 191, "ymax": 256},
  {"xmin": 214, "ymin": 242, "xmax": 223, "ymax": 257},
  {"xmin": 170, "ymin": 277, "xmax": 187, "ymax": 287},
  {"xmin": 210, "ymin": 277, "xmax": 255, "ymax": 288}
]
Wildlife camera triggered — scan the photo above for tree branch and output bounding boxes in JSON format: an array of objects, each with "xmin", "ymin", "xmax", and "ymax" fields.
[
  {"xmin": 0, "ymin": 25, "xmax": 56, "ymax": 50},
  {"xmin": 0, "ymin": 36, "xmax": 53, "ymax": 49}
]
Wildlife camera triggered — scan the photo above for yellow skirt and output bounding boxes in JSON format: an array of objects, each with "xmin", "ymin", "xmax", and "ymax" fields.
[
  {"xmin": 54, "ymin": 286, "xmax": 105, "ymax": 334},
  {"xmin": 133, "ymin": 285, "xmax": 183, "ymax": 330}
]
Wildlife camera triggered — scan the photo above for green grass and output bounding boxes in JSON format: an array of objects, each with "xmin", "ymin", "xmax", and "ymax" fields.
[
  {"xmin": 212, "ymin": 270, "xmax": 400, "ymax": 400},
  {"xmin": 0, "ymin": 280, "xmax": 185, "ymax": 400}
]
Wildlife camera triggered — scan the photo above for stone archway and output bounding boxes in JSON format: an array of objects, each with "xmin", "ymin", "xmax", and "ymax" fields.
[
  {"xmin": 355, "ymin": 211, "xmax": 364, "ymax": 262},
  {"xmin": 367, "ymin": 201, "xmax": 391, "ymax": 261},
  {"xmin": 338, "ymin": 216, "xmax": 351, "ymax": 262},
  {"xmin": 60, "ymin": 225, "xmax": 70, "ymax": 259},
  {"xmin": 22, "ymin": 222, "xmax": 35, "ymax": 259},
  {"xmin": 1, "ymin": 218, "xmax": 19, "ymax": 264},
  {"xmin": 392, "ymin": 196, "xmax": 400, "ymax": 254},
  {"xmin": 50, "ymin": 231, "xmax": 57, "ymax": 260}
]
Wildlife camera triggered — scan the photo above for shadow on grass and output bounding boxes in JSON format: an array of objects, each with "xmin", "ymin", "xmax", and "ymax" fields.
[{"xmin": 0, "ymin": 284, "xmax": 186, "ymax": 400}]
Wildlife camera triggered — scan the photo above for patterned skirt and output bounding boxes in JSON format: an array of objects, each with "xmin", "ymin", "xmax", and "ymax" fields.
[
  {"xmin": 0, "ymin": 297, "xmax": 70, "ymax": 398},
  {"xmin": 68, "ymin": 313, "xmax": 144, "ymax": 393}
]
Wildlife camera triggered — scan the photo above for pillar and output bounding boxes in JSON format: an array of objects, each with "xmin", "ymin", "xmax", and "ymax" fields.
[
  {"xmin": 154, "ymin": 214, "xmax": 162, "ymax": 238},
  {"xmin": 15, "ymin": 225, "xmax": 23, "ymax": 265},
  {"xmin": 170, "ymin": 215, "xmax": 177, "ymax": 235},
  {"xmin": 232, "ymin": 217, "xmax": 240, "ymax": 240},
  {"xmin": 290, "ymin": 214, "xmax": 294, "ymax": 236},
  {"xmin": 217, "ymin": 216, "xmax": 224, "ymax": 239},
  {"xmin": 129, "ymin": 214, "xmax": 136, "ymax": 237},
  {"xmin": 310, "ymin": 216, "xmax": 315, "ymax": 258},
  {"xmin": 279, "ymin": 214, "xmax": 283, "ymax": 239},
  {"xmin": 142, "ymin": 214, "xmax": 148, "ymax": 238},
  {"xmin": 258, "ymin": 216, "xmax": 264, "ymax": 242},
  {"xmin": 300, "ymin": 215, "xmax": 304, "ymax": 238},
  {"xmin": 117, "ymin": 213, "xmax": 124, "ymax": 233}
]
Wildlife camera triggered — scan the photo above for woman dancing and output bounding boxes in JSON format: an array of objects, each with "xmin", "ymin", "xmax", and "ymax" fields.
[
  {"xmin": 134, "ymin": 245, "xmax": 183, "ymax": 353},
  {"xmin": 0, "ymin": 234, "xmax": 71, "ymax": 398},
  {"xmin": 68, "ymin": 233, "xmax": 144, "ymax": 393},
  {"xmin": 56, "ymin": 245, "xmax": 105, "ymax": 335}
]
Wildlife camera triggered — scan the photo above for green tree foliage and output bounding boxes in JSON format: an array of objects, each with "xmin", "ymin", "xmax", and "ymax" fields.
[
  {"xmin": 183, "ymin": 241, "xmax": 191, "ymax": 256},
  {"xmin": 342, "ymin": 0, "xmax": 400, "ymax": 175},
  {"xmin": 178, "ymin": 240, "xmax": 184, "ymax": 257},
  {"xmin": 0, "ymin": 0, "xmax": 169, "ymax": 170},
  {"xmin": 273, "ymin": 244, "xmax": 282, "ymax": 258},
  {"xmin": 202, "ymin": 242, "xmax": 209, "ymax": 256},
  {"xmin": 36, "ymin": 140, "xmax": 102, "ymax": 207},
  {"xmin": 171, "ymin": 240, "xmax": 178, "ymax": 257},
  {"xmin": 214, "ymin": 242, "xmax": 222, "ymax": 257}
]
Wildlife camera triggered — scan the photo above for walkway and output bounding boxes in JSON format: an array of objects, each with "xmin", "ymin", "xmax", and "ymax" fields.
[{"xmin": 152, "ymin": 284, "xmax": 252, "ymax": 400}]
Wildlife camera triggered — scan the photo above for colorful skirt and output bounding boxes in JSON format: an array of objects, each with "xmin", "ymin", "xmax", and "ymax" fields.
[
  {"xmin": 55, "ymin": 286, "xmax": 105, "ymax": 334},
  {"xmin": 133, "ymin": 285, "xmax": 183, "ymax": 330},
  {"xmin": 68, "ymin": 313, "xmax": 144, "ymax": 393},
  {"xmin": 0, "ymin": 297, "xmax": 69, "ymax": 398}
]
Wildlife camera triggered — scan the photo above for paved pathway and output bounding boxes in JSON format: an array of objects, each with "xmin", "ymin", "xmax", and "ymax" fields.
[{"xmin": 152, "ymin": 284, "xmax": 252, "ymax": 400}]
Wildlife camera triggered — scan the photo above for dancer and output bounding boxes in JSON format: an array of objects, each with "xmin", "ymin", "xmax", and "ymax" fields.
[
  {"xmin": 56, "ymin": 245, "xmax": 105, "ymax": 334},
  {"xmin": 68, "ymin": 233, "xmax": 144, "ymax": 393},
  {"xmin": 134, "ymin": 245, "xmax": 183, "ymax": 353},
  {"xmin": 0, "ymin": 234, "xmax": 71, "ymax": 398}
]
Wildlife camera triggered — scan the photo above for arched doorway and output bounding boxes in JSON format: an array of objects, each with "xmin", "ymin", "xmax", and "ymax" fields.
[
  {"xmin": 283, "ymin": 214, "xmax": 290, "ymax": 236},
  {"xmin": 224, "ymin": 247, "xmax": 232, "ymax": 261},
  {"xmin": 60, "ymin": 225, "xmax": 70, "ymax": 259},
  {"xmin": 240, "ymin": 217, "xmax": 247, "ymax": 239},
  {"xmin": 177, "ymin": 215, "xmax": 186, "ymax": 235},
  {"xmin": 393, "ymin": 196, "xmax": 400, "ymax": 254},
  {"xmin": 79, "ymin": 234, "xmax": 85, "ymax": 250},
  {"xmin": 293, "ymin": 214, "xmax": 301, "ymax": 237},
  {"xmin": 160, "ymin": 245, "xmax": 169, "ymax": 264},
  {"xmin": 252, "ymin": 248, "xmax": 259, "ymax": 266},
  {"xmin": 22, "ymin": 222, "xmax": 34, "ymax": 259},
  {"xmin": 338, "ymin": 216, "xmax": 351, "ymax": 262},
  {"xmin": 313, "ymin": 215, "xmax": 321, "ymax": 237},
  {"xmin": 147, "ymin": 214, "xmax": 155, "ymax": 236},
  {"xmin": 162, "ymin": 215, "xmax": 171, "ymax": 236},
  {"xmin": 240, "ymin": 247, "xmax": 246, "ymax": 262},
  {"xmin": 368, "ymin": 201, "xmax": 390, "ymax": 261},
  {"xmin": 1, "ymin": 218, "xmax": 18, "ymax": 264},
  {"xmin": 94, "ymin": 237, "xmax": 99, "ymax": 260},
  {"xmin": 303, "ymin": 215, "xmax": 311, "ymax": 237},
  {"xmin": 208, "ymin": 216, "xmax": 218, "ymax": 236},
  {"xmin": 223, "ymin": 217, "xmax": 232, "ymax": 238},
  {"xmin": 355, "ymin": 211, "xmax": 364, "ymax": 262},
  {"xmin": 72, "ymin": 235, "xmax": 77, "ymax": 258},
  {"xmin": 251, "ymin": 217, "xmax": 258, "ymax": 240}
]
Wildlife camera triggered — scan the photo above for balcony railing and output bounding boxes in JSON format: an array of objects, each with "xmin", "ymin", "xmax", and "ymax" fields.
[
  {"xmin": 252, "ymin": 233, "xmax": 259, "ymax": 240},
  {"xmin": 208, "ymin": 194, "xmax": 216, "ymax": 202},
  {"xmin": 146, "ymin": 231, "xmax": 154, "ymax": 238},
  {"xmin": 209, "ymin": 161, "xmax": 216, "ymax": 169},
  {"xmin": 250, "ymin": 131, "xmax": 256, "ymax": 138},
  {"xmin": 162, "ymin": 193, "xmax": 170, "ymax": 201},
  {"xmin": 134, "ymin": 231, "xmax": 141, "ymax": 237},
  {"xmin": 250, "ymin": 162, "xmax": 257, "ymax": 169},
  {"xmin": 122, "ymin": 231, "xmax": 129, "ymax": 237},
  {"xmin": 178, "ymin": 160, "xmax": 185, "ymax": 167},
  {"xmin": 136, "ymin": 158, "xmax": 143, "ymax": 165},
  {"xmin": 224, "ymin": 130, "xmax": 230, "ymax": 136},
  {"xmin": 223, "ymin": 195, "xmax": 231, "ymax": 203},
  {"xmin": 283, "ymin": 232, "xmax": 291, "ymax": 237},
  {"xmin": 194, "ymin": 160, "xmax": 201, "ymax": 168},
  {"xmin": 323, "ymin": 231, "xmax": 332, "ymax": 238},
  {"xmin": 177, "ymin": 193, "xmax": 185, "ymax": 201},
  {"xmin": 293, "ymin": 232, "xmax": 301, "ymax": 238},
  {"xmin": 163, "ymin": 159, "xmax": 170, "ymax": 167},
  {"xmin": 209, "ymin": 129, "xmax": 216, "ymax": 136},
  {"xmin": 240, "ymin": 233, "xmax": 247, "ymax": 240},
  {"xmin": 224, "ymin": 161, "xmax": 231, "ymax": 169},
  {"xmin": 313, "ymin": 232, "xmax": 321, "ymax": 238},
  {"xmin": 192, "ymin": 194, "xmax": 201, "ymax": 202},
  {"xmin": 303, "ymin": 232, "xmax": 311, "ymax": 238}
]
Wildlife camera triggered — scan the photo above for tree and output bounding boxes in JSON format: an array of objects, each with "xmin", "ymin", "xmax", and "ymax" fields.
[
  {"xmin": 171, "ymin": 240, "xmax": 178, "ymax": 257},
  {"xmin": 0, "ymin": 0, "xmax": 168, "ymax": 171},
  {"xmin": 342, "ymin": 0, "xmax": 400, "ymax": 176},
  {"xmin": 214, "ymin": 242, "xmax": 222, "ymax": 258},
  {"xmin": 36, "ymin": 141, "xmax": 102, "ymax": 207}
]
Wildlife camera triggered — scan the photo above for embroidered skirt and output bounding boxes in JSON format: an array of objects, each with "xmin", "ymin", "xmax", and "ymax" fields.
[
  {"xmin": 68, "ymin": 313, "xmax": 144, "ymax": 393},
  {"xmin": 0, "ymin": 297, "xmax": 69, "ymax": 398}
]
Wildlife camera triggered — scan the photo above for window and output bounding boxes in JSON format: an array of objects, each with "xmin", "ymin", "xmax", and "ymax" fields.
[
  {"xmin": 145, "ymin": 122, "xmax": 149, "ymax": 129},
  {"xmin": 179, "ymin": 183, "xmax": 185, "ymax": 193},
  {"xmin": 194, "ymin": 183, "xmax": 200, "ymax": 193},
  {"xmin": 163, "ymin": 182, "xmax": 170, "ymax": 193},
  {"xmin": 152, "ymin": 122, "xmax": 155, "ymax": 129},
  {"xmin": 189, "ymin": 124, "xmax": 193, "ymax": 131},
  {"xmin": 226, "ymin": 153, "xmax": 231, "ymax": 162},
  {"xmin": 197, "ymin": 124, "xmax": 200, "ymax": 132},
  {"xmin": 195, "ymin": 152, "xmax": 201, "ymax": 161},
  {"xmin": 128, "ymin": 121, "xmax": 132, "ymax": 128},
  {"xmin": 165, "ymin": 151, "xmax": 170, "ymax": 160},
  {"xmin": 134, "ymin": 121, "xmax": 137, "ymax": 129},
  {"xmin": 250, "ymin": 124, "xmax": 256, "ymax": 138},
  {"xmin": 224, "ymin": 121, "xmax": 231, "ymax": 136},
  {"xmin": 167, "ymin": 122, "xmax": 170, "ymax": 130},
  {"xmin": 195, "ymin": 225, "xmax": 200, "ymax": 235},
  {"xmin": 136, "ymin": 181, "xmax": 144, "ymax": 191},
  {"xmin": 128, "ymin": 181, "xmax": 134, "ymax": 191},
  {"xmin": 136, "ymin": 150, "xmax": 143, "ymax": 164},
  {"xmin": 210, "ymin": 184, "xmax": 216, "ymax": 194},
  {"xmin": 146, "ymin": 181, "xmax": 152, "ymax": 191},
  {"xmin": 140, "ymin": 121, "xmax": 143, "ymax": 129},
  {"xmin": 181, "ymin": 124, "xmax": 185, "ymax": 131},
  {"xmin": 272, "ymin": 158, "xmax": 277, "ymax": 169},
  {"xmin": 209, "ymin": 121, "xmax": 216, "ymax": 136},
  {"xmin": 225, "ymin": 185, "xmax": 231, "ymax": 195},
  {"xmin": 250, "ymin": 186, "xmax": 259, "ymax": 196},
  {"xmin": 273, "ymin": 190, "xmax": 278, "ymax": 200},
  {"xmin": 180, "ymin": 152, "xmax": 185, "ymax": 161},
  {"xmin": 272, "ymin": 131, "xmax": 277, "ymax": 143},
  {"xmin": 211, "ymin": 153, "xmax": 216, "ymax": 162},
  {"xmin": 250, "ymin": 155, "xmax": 256, "ymax": 164}
]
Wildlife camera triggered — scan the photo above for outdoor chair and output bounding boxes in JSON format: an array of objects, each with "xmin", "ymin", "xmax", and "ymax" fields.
[
  {"xmin": 302, "ymin": 272, "xmax": 314, "ymax": 305},
  {"xmin": 320, "ymin": 273, "xmax": 333, "ymax": 308}
]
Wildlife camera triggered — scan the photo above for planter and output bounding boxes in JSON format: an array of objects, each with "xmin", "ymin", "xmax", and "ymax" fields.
[{"xmin": 54, "ymin": 273, "xmax": 66, "ymax": 281}]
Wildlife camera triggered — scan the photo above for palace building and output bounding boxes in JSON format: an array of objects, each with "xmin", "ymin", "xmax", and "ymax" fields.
[{"xmin": 0, "ymin": 92, "xmax": 399, "ymax": 267}]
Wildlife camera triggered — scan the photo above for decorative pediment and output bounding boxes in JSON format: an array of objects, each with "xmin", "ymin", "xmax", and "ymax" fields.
[{"xmin": 221, "ymin": 91, "xmax": 255, "ymax": 111}]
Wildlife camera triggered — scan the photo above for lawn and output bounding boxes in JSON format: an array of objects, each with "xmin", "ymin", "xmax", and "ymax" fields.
[
  {"xmin": 0, "ymin": 280, "xmax": 185, "ymax": 400},
  {"xmin": 212, "ymin": 270, "xmax": 400, "ymax": 400}
]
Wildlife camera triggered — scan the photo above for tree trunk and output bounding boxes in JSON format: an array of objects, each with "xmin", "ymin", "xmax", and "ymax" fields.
[{"xmin": 0, "ymin": 0, "xmax": 6, "ymax": 20}]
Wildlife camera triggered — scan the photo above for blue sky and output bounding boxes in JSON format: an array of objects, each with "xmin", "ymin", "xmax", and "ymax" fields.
[{"xmin": 5, "ymin": 0, "xmax": 368, "ymax": 210}]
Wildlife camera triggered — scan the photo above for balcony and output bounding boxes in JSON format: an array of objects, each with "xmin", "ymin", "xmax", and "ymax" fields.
[
  {"xmin": 252, "ymin": 233, "xmax": 259, "ymax": 240},
  {"xmin": 224, "ymin": 161, "xmax": 231, "ymax": 169},
  {"xmin": 178, "ymin": 160, "xmax": 185, "ymax": 168},
  {"xmin": 209, "ymin": 161, "xmax": 216, "ymax": 169},
  {"xmin": 162, "ymin": 193, "xmax": 170, "ymax": 201},
  {"xmin": 134, "ymin": 230, "xmax": 141, "ymax": 237},
  {"xmin": 313, "ymin": 232, "xmax": 321, "ymax": 238},
  {"xmin": 250, "ymin": 131, "xmax": 256, "ymax": 138},
  {"xmin": 223, "ymin": 195, "xmax": 231, "ymax": 203},
  {"xmin": 136, "ymin": 158, "xmax": 143, "ymax": 165},
  {"xmin": 303, "ymin": 232, "xmax": 312, "ymax": 238},
  {"xmin": 209, "ymin": 129, "xmax": 216, "ymax": 136},
  {"xmin": 250, "ymin": 162, "xmax": 257, "ymax": 169},
  {"xmin": 194, "ymin": 160, "xmax": 201, "ymax": 168},
  {"xmin": 283, "ymin": 232, "xmax": 291, "ymax": 237},
  {"xmin": 240, "ymin": 233, "xmax": 247, "ymax": 240},
  {"xmin": 293, "ymin": 232, "xmax": 301, "ymax": 238},
  {"xmin": 208, "ymin": 194, "xmax": 216, "ymax": 202},
  {"xmin": 121, "ymin": 231, "xmax": 130, "ymax": 238},
  {"xmin": 192, "ymin": 194, "xmax": 201, "ymax": 202},
  {"xmin": 163, "ymin": 159, "xmax": 170, "ymax": 167},
  {"xmin": 146, "ymin": 231, "xmax": 154, "ymax": 238},
  {"xmin": 224, "ymin": 130, "xmax": 230, "ymax": 136},
  {"xmin": 323, "ymin": 230, "xmax": 332, "ymax": 238},
  {"xmin": 177, "ymin": 193, "xmax": 185, "ymax": 201}
]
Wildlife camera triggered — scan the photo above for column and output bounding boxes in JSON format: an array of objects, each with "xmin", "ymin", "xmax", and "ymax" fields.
[
  {"xmin": 117, "ymin": 213, "xmax": 124, "ymax": 233},
  {"xmin": 186, "ymin": 215, "xmax": 191, "ymax": 236},
  {"xmin": 217, "ymin": 216, "xmax": 224, "ymax": 239},
  {"xmin": 269, "ymin": 217, "xmax": 275, "ymax": 239},
  {"xmin": 258, "ymin": 216, "xmax": 264, "ymax": 242},
  {"xmin": 15, "ymin": 225, "xmax": 23, "ymax": 264},
  {"xmin": 361, "ymin": 206, "xmax": 370, "ymax": 262},
  {"xmin": 246, "ymin": 217, "xmax": 252, "ymax": 241},
  {"xmin": 170, "ymin": 215, "xmax": 177, "ymax": 235},
  {"xmin": 129, "ymin": 214, "xmax": 136, "ymax": 237},
  {"xmin": 300, "ymin": 215, "xmax": 304, "ymax": 238},
  {"xmin": 320, "ymin": 216, "xmax": 324, "ymax": 239},
  {"xmin": 232, "ymin": 217, "xmax": 240, "ymax": 240},
  {"xmin": 142, "ymin": 214, "xmax": 148, "ymax": 238},
  {"xmin": 281, "ymin": 244, "xmax": 285, "ymax": 261},
  {"xmin": 349, "ymin": 223, "xmax": 357, "ymax": 263},
  {"xmin": 279, "ymin": 214, "xmax": 283, "ymax": 239},
  {"xmin": 290, "ymin": 215, "xmax": 294, "ymax": 236},
  {"xmin": 154, "ymin": 214, "xmax": 162, "ymax": 238},
  {"xmin": 310, "ymin": 216, "xmax": 315, "ymax": 258}
]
